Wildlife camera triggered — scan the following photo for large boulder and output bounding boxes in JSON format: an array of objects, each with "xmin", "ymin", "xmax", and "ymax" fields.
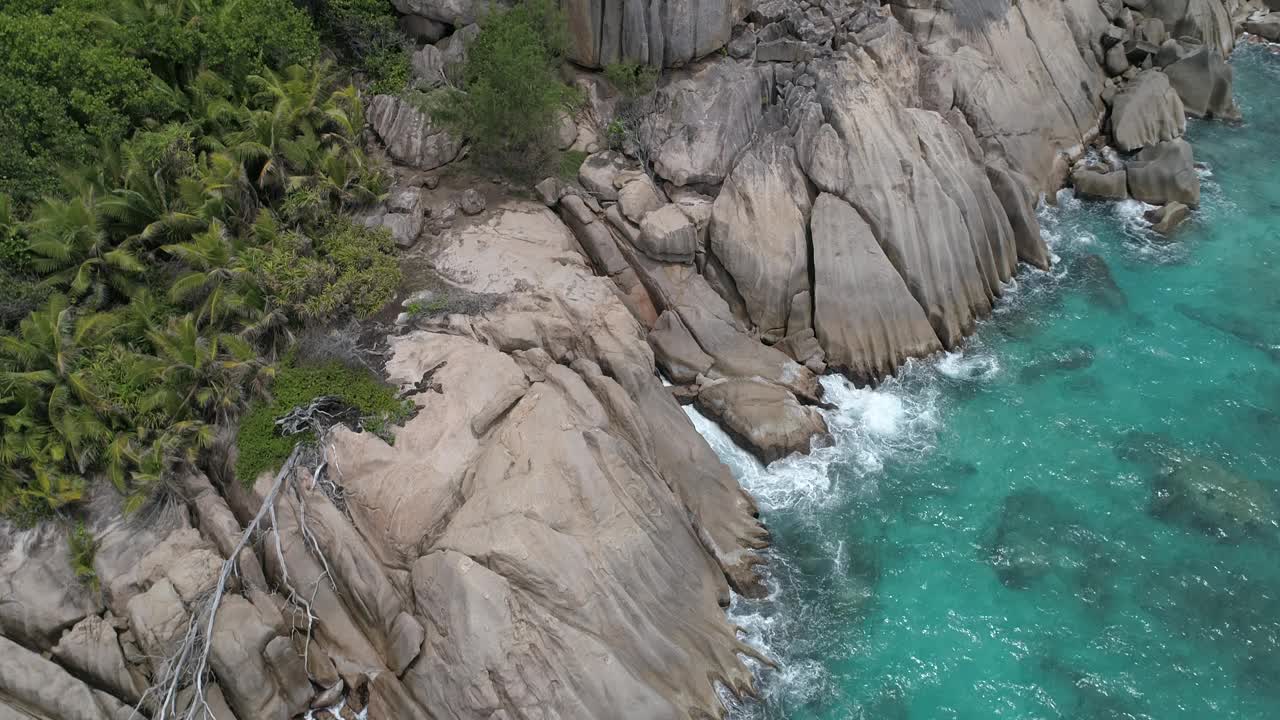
[
  {"xmin": 631, "ymin": 261, "xmax": 822, "ymax": 402},
  {"xmin": 398, "ymin": 355, "xmax": 760, "ymax": 718},
  {"xmin": 708, "ymin": 132, "xmax": 814, "ymax": 341},
  {"xmin": 638, "ymin": 60, "xmax": 775, "ymax": 186},
  {"xmin": 210, "ymin": 596, "xmax": 311, "ymax": 720},
  {"xmin": 1108, "ymin": 70, "xmax": 1185, "ymax": 151},
  {"xmin": 0, "ymin": 634, "xmax": 133, "ymax": 720},
  {"xmin": 637, "ymin": 204, "xmax": 698, "ymax": 263},
  {"xmin": 1245, "ymin": 14, "xmax": 1280, "ymax": 42},
  {"xmin": 1072, "ymin": 167, "xmax": 1130, "ymax": 200},
  {"xmin": 985, "ymin": 161, "xmax": 1051, "ymax": 270},
  {"xmin": 1126, "ymin": 138, "xmax": 1200, "ymax": 207},
  {"xmin": 649, "ymin": 310, "xmax": 714, "ymax": 383},
  {"xmin": 1150, "ymin": 458, "xmax": 1278, "ymax": 542},
  {"xmin": 693, "ymin": 377, "xmax": 830, "ymax": 464},
  {"xmin": 392, "ymin": 0, "xmax": 497, "ymax": 26},
  {"xmin": 561, "ymin": 0, "xmax": 743, "ymax": 68},
  {"xmin": 809, "ymin": 193, "xmax": 942, "ymax": 385},
  {"xmin": 904, "ymin": 0, "xmax": 1108, "ymax": 191},
  {"xmin": 51, "ymin": 615, "xmax": 142, "ymax": 704},
  {"xmin": 0, "ymin": 520, "xmax": 99, "ymax": 650},
  {"xmin": 367, "ymin": 94, "xmax": 464, "ymax": 170},
  {"xmin": 1141, "ymin": 0, "xmax": 1235, "ymax": 55},
  {"xmin": 800, "ymin": 52, "xmax": 998, "ymax": 348},
  {"xmin": 1163, "ymin": 48, "xmax": 1240, "ymax": 119}
]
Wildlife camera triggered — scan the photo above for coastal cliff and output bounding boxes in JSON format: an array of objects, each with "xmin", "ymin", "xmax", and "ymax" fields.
[{"xmin": 1, "ymin": 0, "xmax": 1272, "ymax": 718}]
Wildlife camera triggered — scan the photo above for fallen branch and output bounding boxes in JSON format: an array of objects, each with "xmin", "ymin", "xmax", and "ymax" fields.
[
  {"xmin": 134, "ymin": 389, "xmax": 378, "ymax": 718},
  {"xmin": 134, "ymin": 444, "xmax": 304, "ymax": 720}
]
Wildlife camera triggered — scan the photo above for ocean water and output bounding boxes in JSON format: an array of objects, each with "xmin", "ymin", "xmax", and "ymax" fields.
[{"xmin": 702, "ymin": 44, "xmax": 1280, "ymax": 720}]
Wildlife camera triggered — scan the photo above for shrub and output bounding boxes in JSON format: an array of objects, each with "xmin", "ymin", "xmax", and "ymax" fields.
[
  {"xmin": 429, "ymin": 0, "xmax": 579, "ymax": 178},
  {"xmin": 0, "ymin": 195, "xmax": 28, "ymax": 272},
  {"xmin": 234, "ymin": 361, "xmax": 413, "ymax": 483},
  {"xmin": 604, "ymin": 61, "xmax": 658, "ymax": 98},
  {"xmin": 0, "ymin": 5, "xmax": 171, "ymax": 204},
  {"xmin": 558, "ymin": 149, "xmax": 589, "ymax": 181},
  {"xmin": 67, "ymin": 520, "xmax": 99, "ymax": 591},
  {"xmin": 246, "ymin": 216, "xmax": 402, "ymax": 323},
  {"xmin": 313, "ymin": 0, "xmax": 410, "ymax": 93}
]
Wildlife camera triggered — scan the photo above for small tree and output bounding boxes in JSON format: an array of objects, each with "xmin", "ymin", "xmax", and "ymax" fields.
[{"xmin": 429, "ymin": 0, "xmax": 578, "ymax": 178}]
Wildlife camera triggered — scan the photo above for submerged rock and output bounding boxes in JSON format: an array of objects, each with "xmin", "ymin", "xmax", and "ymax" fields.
[
  {"xmin": 1150, "ymin": 458, "xmax": 1278, "ymax": 541},
  {"xmin": 1176, "ymin": 303, "xmax": 1280, "ymax": 362},
  {"xmin": 1113, "ymin": 430, "xmax": 1183, "ymax": 469},
  {"xmin": 1018, "ymin": 343, "xmax": 1096, "ymax": 382},
  {"xmin": 1069, "ymin": 253, "xmax": 1128, "ymax": 311},
  {"xmin": 986, "ymin": 489, "xmax": 1107, "ymax": 594}
]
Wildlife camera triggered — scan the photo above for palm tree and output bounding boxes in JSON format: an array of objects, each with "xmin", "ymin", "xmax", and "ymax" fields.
[
  {"xmin": 0, "ymin": 296, "xmax": 118, "ymax": 508},
  {"xmin": 137, "ymin": 313, "xmax": 263, "ymax": 425},
  {"xmin": 162, "ymin": 221, "xmax": 255, "ymax": 329},
  {"xmin": 27, "ymin": 187, "xmax": 144, "ymax": 308}
]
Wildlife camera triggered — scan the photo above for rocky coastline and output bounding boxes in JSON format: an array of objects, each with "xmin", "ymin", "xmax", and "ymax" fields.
[{"xmin": 2, "ymin": 0, "xmax": 1274, "ymax": 718}]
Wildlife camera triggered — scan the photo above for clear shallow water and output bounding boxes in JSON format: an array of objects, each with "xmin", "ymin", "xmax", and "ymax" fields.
[{"xmin": 704, "ymin": 44, "xmax": 1280, "ymax": 720}]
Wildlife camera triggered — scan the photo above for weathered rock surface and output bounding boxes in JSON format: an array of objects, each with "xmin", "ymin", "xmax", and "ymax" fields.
[
  {"xmin": 639, "ymin": 59, "xmax": 775, "ymax": 186},
  {"xmin": 392, "ymin": 0, "xmax": 495, "ymax": 26},
  {"xmin": 1073, "ymin": 167, "xmax": 1130, "ymax": 200},
  {"xmin": 637, "ymin": 203, "xmax": 698, "ymax": 263},
  {"xmin": 0, "ymin": 634, "xmax": 133, "ymax": 720},
  {"xmin": 1109, "ymin": 70, "xmax": 1186, "ymax": 151},
  {"xmin": 1147, "ymin": 200, "xmax": 1191, "ymax": 234},
  {"xmin": 810, "ymin": 193, "xmax": 943, "ymax": 384},
  {"xmin": 1246, "ymin": 13, "xmax": 1280, "ymax": 41},
  {"xmin": 0, "ymin": 520, "xmax": 100, "ymax": 649},
  {"xmin": 1164, "ymin": 48, "xmax": 1240, "ymax": 119},
  {"xmin": 800, "ymin": 49, "xmax": 996, "ymax": 348},
  {"xmin": 694, "ymin": 377, "xmax": 830, "ymax": 464},
  {"xmin": 709, "ymin": 132, "xmax": 814, "ymax": 341},
  {"xmin": 901, "ymin": 0, "xmax": 1108, "ymax": 190},
  {"xmin": 1127, "ymin": 138, "xmax": 1201, "ymax": 206},
  {"xmin": 560, "ymin": 0, "xmax": 743, "ymax": 68},
  {"xmin": 367, "ymin": 94, "xmax": 464, "ymax": 170}
]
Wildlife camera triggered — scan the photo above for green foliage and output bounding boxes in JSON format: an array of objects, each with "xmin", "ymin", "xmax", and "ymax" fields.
[
  {"xmin": 234, "ymin": 361, "xmax": 412, "ymax": 484},
  {"xmin": 0, "ymin": 0, "xmax": 321, "ymax": 206},
  {"xmin": 605, "ymin": 119, "xmax": 628, "ymax": 151},
  {"xmin": 313, "ymin": 0, "xmax": 411, "ymax": 94},
  {"xmin": 0, "ymin": 194, "xmax": 30, "ymax": 272},
  {"xmin": 67, "ymin": 520, "xmax": 99, "ymax": 591},
  {"xmin": 429, "ymin": 0, "xmax": 579, "ymax": 178},
  {"xmin": 0, "ymin": 17, "xmax": 395, "ymax": 518},
  {"xmin": 604, "ymin": 62, "xmax": 658, "ymax": 98},
  {"xmin": 558, "ymin": 150, "xmax": 589, "ymax": 181},
  {"xmin": 0, "ymin": 3, "xmax": 170, "ymax": 204},
  {"xmin": 245, "ymin": 217, "xmax": 401, "ymax": 323}
]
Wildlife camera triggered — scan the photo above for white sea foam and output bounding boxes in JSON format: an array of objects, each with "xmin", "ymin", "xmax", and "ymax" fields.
[{"xmin": 937, "ymin": 350, "xmax": 1001, "ymax": 382}]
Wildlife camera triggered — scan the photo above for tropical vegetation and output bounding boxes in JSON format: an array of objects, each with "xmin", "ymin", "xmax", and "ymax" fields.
[
  {"xmin": 426, "ymin": 0, "xmax": 581, "ymax": 178},
  {"xmin": 0, "ymin": 0, "xmax": 404, "ymax": 524}
]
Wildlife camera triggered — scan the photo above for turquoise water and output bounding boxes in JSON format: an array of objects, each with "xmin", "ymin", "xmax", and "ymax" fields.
[{"xmin": 703, "ymin": 44, "xmax": 1280, "ymax": 720}]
